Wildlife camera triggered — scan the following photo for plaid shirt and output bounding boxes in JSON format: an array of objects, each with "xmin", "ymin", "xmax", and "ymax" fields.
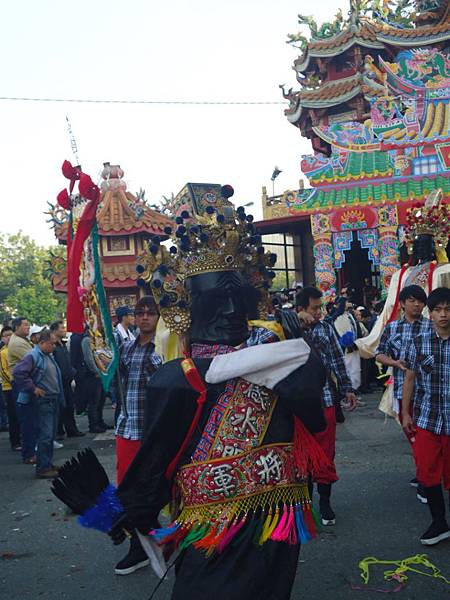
[
  {"xmin": 307, "ymin": 320, "xmax": 353, "ymax": 408},
  {"xmin": 115, "ymin": 337, "xmax": 162, "ymax": 440},
  {"xmin": 405, "ymin": 330, "xmax": 450, "ymax": 435},
  {"xmin": 376, "ymin": 316, "xmax": 432, "ymax": 402}
]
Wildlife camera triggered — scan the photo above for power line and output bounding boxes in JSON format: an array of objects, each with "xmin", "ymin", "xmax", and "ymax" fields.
[{"xmin": 0, "ymin": 96, "xmax": 285, "ymax": 106}]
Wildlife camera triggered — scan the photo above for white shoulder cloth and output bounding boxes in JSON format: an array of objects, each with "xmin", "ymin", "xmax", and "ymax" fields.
[{"xmin": 205, "ymin": 338, "xmax": 311, "ymax": 390}]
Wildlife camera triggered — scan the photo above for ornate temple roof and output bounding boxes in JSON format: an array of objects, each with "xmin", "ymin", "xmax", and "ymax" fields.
[
  {"xmin": 293, "ymin": 22, "xmax": 382, "ymax": 73},
  {"xmin": 293, "ymin": 6, "xmax": 450, "ymax": 74},
  {"xmin": 284, "ymin": 72, "xmax": 383, "ymax": 124}
]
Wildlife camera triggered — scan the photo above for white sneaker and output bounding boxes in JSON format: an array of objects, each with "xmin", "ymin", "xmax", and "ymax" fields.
[{"xmin": 53, "ymin": 440, "xmax": 64, "ymax": 449}]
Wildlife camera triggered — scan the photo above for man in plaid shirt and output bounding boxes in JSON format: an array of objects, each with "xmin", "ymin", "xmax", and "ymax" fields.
[
  {"xmin": 114, "ymin": 295, "xmax": 162, "ymax": 575},
  {"xmin": 376, "ymin": 285, "xmax": 432, "ymax": 500},
  {"xmin": 402, "ymin": 287, "xmax": 450, "ymax": 546},
  {"xmin": 297, "ymin": 286, "xmax": 357, "ymax": 526}
]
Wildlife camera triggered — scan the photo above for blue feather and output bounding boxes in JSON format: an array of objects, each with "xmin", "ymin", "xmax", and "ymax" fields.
[{"xmin": 77, "ymin": 484, "xmax": 124, "ymax": 533}]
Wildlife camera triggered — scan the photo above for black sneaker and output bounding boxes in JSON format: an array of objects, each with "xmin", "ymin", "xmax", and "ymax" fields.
[
  {"xmin": 420, "ymin": 521, "xmax": 450, "ymax": 546},
  {"xmin": 410, "ymin": 477, "xmax": 419, "ymax": 488},
  {"xmin": 89, "ymin": 426, "xmax": 107, "ymax": 434},
  {"xmin": 115, "ymin": 549, "xmax": 149, "ymax": 575},
  {"xmin": 320, "ymin": 502, "xmax": 336, "ymax": 526}
]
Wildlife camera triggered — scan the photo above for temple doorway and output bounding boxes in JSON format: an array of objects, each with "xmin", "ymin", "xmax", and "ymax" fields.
[{"xmin": 336, "ymin": 231, "xmax": 380, "ymax": 306}]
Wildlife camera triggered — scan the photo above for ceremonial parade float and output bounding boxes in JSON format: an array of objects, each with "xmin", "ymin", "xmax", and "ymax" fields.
[
  {"xmin": 46, "ymin": 162, "xmax": 172, "ymax": 316},
  {"xmin": 259, "ymin": 0, "xmax": 450, "ymax": 300}
]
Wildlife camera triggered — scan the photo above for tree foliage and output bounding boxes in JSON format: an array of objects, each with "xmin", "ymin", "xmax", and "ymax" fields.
[{"xmin": 0, "ymin": 232, "xmax": 66, "ymax": 325}]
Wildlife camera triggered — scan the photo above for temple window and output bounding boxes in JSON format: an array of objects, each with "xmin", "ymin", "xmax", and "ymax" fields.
[
  {"xmin": 262, "ymin": 233, "xmax": 302, "ymax": 290},
  {"xmin": 412, "ymin": 156, "xmax": 439, "ymax": 176}
]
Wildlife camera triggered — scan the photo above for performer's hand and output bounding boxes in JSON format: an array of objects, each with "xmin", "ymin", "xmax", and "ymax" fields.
[
  {"xmin": 108, "ymin": 514, "xmax": 133, "ymax": 545},
  {"xmin": 394, "ymin": 359, "xmax": 407, "ymax": 372},
  {"xmin": 34, "ymin": 387, "xmax": 45, "ymax": 397},
  {"xmin": 344, "ymin": 392, "xmax": 357, "ymax": 411},
  {"xmin": 402, "ymin": 413, "xmax": 416, "ymax": 437}
]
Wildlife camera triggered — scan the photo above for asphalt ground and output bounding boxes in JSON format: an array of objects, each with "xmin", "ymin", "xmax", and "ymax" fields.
[{"xmin": 1, "ymin": 394, "xmax": 449, "ymax": 600}]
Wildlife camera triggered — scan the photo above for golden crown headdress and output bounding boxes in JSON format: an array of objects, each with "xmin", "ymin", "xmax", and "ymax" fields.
[
  {"xmin": 405, "ymin": 189, "xmax": 450, "ymax": 262},
  {"xmin": 136, "ymin": 189, "xmax": 277, "ymax": 334}
]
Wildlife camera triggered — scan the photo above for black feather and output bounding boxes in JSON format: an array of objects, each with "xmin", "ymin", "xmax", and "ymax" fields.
[{"xmin": 51, "ymin": 448, "xmax": 111, "ymax": 515}]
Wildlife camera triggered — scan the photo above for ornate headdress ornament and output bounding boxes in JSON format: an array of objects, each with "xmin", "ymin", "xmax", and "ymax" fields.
[
  {"xmin": 405, "ymin": 189, "xmax": 450, "ymax": 261},
  {"xmin": 136, "ymin": 187, "xmax": 277, "ymax": 334}
]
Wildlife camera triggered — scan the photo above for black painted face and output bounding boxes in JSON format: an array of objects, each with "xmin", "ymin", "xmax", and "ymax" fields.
[
  {"xmin": 413, "ymin": 234, "xmax": 435, "ymax": 262},
  {"xmin": 187, "ymin": 271, "xmax": 259, "ymax": 346}
]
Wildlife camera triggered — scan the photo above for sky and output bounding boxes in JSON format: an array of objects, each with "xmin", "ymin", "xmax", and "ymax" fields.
[{"xmin": 0, "ymin": 0, "xmax": 343, "ymax": 246}]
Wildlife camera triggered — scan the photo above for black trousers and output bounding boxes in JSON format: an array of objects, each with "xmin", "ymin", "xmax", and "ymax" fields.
[
  {"xmin": 85, "ymin": 376, "xmax": 104, "ymax": 430},
  {"xmin": 74, "ymin": 372, "xmax": 87, "ymax": 414},
  {"xmin": 57, "ymin": 383, "xmax": 79, "ymax": 435},
  {"xmin": 172, "ymin": 530, "xmax": 300, "ymax": 600},
  {"xmin": 4, "ymin": 389, "xmax": 20, "ymax": 448}
]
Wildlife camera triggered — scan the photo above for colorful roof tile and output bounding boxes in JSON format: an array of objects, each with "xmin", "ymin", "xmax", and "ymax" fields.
[{"xmin": 283, "ymin": 174, "xmax": 450, "ymax": 215}]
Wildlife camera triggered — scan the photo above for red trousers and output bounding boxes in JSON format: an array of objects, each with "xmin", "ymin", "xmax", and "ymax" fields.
[
  {"xmin": 412, "ymin": 427, "xmax": 450, "ymax": 489},
  {"xmin": 313, "ymin": 406, "xmax": 339, "ymax": 484},
  {"xmin": 116, "ymin": 436, "xmax": 141, "ymax": 485}
]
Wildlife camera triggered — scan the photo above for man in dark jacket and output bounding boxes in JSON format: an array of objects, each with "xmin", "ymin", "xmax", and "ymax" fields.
[
  {"xmin": 50, "ymin": 321, "xmax": 84, "ymax": 438},
  {"xmin": 13, "ymin": 329, "xmax": 65, "ymax": 478}
]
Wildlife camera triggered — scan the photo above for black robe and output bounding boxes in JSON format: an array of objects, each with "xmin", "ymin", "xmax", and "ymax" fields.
[{"xmin": 118, "ymin": 351, "xmax": 326, "ymax": 600}]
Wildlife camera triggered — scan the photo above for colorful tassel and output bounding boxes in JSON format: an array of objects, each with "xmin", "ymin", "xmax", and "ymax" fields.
[
  {"xmin": 259, "ymin": 508, "xmax": 279, "ymax": 544},
  {"xmin": 155, "ymin": 524, "xmax": 188, "ymax": 548},
  {"xmin": 303, "ymin": 507, "xmax": 317, "ymax": 539},
  {"xmin": 294, "ymin": 504, "xmax": 311, "ymax": 544},
  {"xmin": 293, "ymin": 417, "xmax": 333, "ymax": 478},
  {"xmin": 286, "ymin": 506, "xmax": 298, "ymax": 545},
  {"xmin": 271, "ymin": 505, "xmax": 290, "ymax": 541},
  {"xmin": 179, "ymin": 524, "xmax": 210, "ymax": 550},
  {"xmin": 216, "ymin": 518, "xmax": 246, "ymax": 553},
  {"xmin": 204, "ymin": 525, "xmax": 230, "ymax": 557},
  {"xmin": 149, "ymin": 522, "xmax": 179, "ymax": 543},
  {"xmin": 271, "ymin": 505, "xmax": 297, "ymax": 544},
  {"xmin": 312, "ymin": 506, "xmax": 321, "ymax": 530},
  {"xmin": 193, "ymin": 526, "xmax": 218, "ymax": 550}
]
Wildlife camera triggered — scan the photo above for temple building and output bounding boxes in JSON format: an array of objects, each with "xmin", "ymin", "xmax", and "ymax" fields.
[
  {"xmin": 258, "ymin": 1, "xmax": 450, "ymax": 302},
  {"xmin": 47, "ymin": 162, "xmax": 172, "ymax": 314}
]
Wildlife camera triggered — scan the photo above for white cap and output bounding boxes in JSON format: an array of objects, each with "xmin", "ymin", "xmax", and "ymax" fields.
[{"xmin": 29, "ymin": 324, "xmax": 46, "ymax": 336}]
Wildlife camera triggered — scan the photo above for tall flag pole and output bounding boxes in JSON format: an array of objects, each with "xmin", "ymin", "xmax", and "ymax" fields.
[{"xmin": 65, "ymin": 116, "xmax": 81, "ymax": 167}]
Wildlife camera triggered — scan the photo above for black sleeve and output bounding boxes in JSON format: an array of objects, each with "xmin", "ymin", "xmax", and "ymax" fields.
[
  {"xmin": 274, "ymin": 350, "xmax": 326, "ymax": 433},
  {"xmin": 117, "ymin": 359, "xmax": 213, "ymax": 532}
]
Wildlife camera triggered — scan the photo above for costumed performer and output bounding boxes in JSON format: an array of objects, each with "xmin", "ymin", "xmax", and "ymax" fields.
[
  {"xmin": 356, "ymin": 189, "xmax": 450, "ymax": 360},
  {"xmin": 53, "ymin": 195, "xmax": 329, "ymax": 600}
]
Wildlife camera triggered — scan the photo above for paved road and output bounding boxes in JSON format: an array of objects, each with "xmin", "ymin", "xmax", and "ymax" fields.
[{"xmin": 1, "ymin": 395, "xmax": 449, "ymax": 600}]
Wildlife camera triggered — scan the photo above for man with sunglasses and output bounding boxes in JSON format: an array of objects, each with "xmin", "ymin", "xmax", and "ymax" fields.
[{"xmin": 114, "ymin": 295, "xmax": 162, "ymax": 575}]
